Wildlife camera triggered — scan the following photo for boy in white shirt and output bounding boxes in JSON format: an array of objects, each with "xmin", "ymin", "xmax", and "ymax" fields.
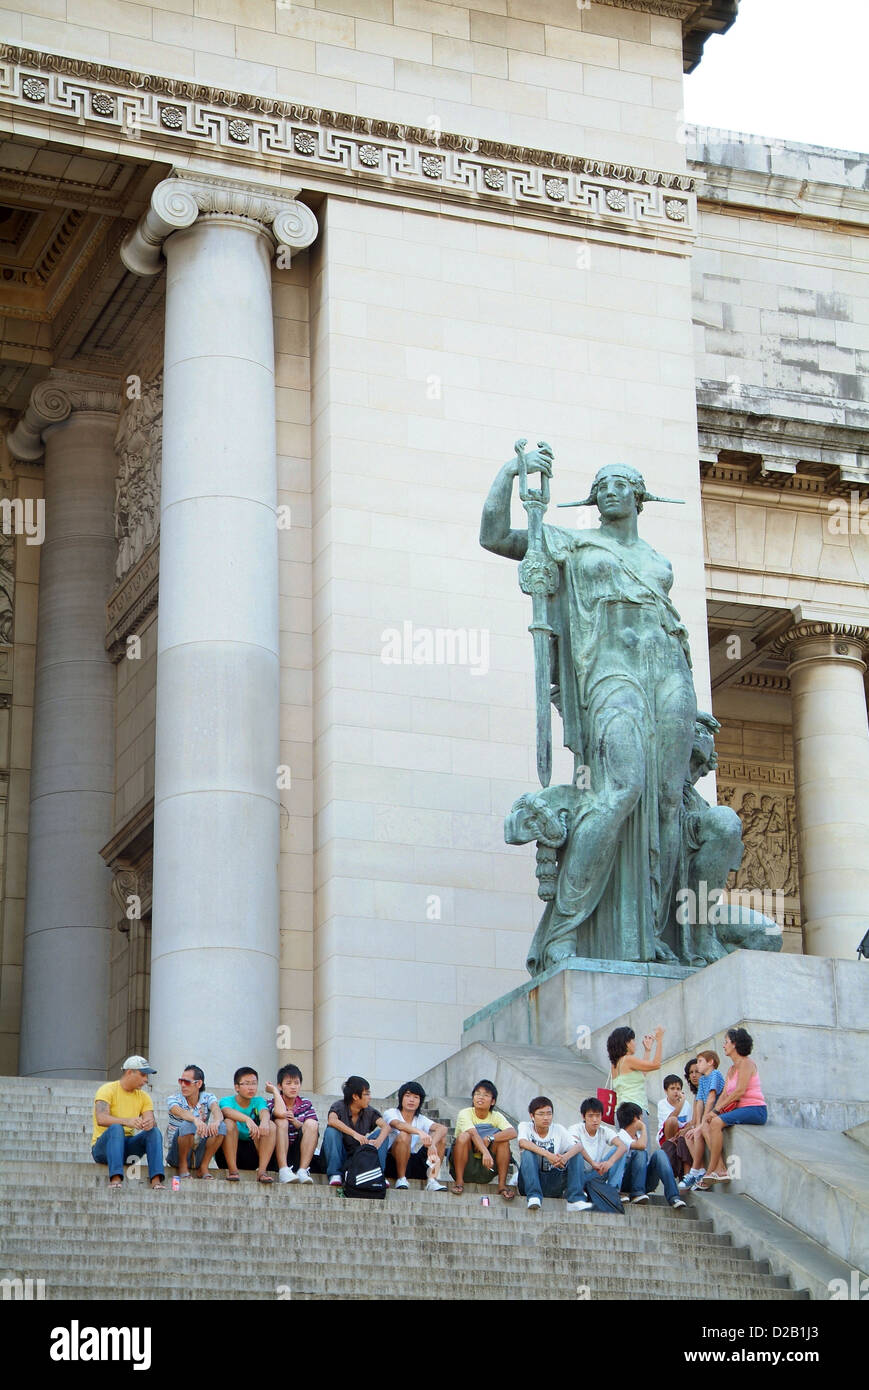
[
  {"xmin": 656, "ymin": 1074, "xmax": 692, "ymax": 1184},
  {"xmin": 517, "ymin": 1095, "xmax": 590, "ymax": 1211},
  {"xmin": 564, "ymin": 1097, "xmax": 630, "ymax": 1207},
  {"xmin": 383, "ymin": 1081, "xmax": 448, "ymax": 1192}
]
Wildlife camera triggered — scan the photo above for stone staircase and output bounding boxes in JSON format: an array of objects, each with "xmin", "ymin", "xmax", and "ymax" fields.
[{"xmin": 0, "ymin": 1076, "xmax": 810, "ymax": 1301}]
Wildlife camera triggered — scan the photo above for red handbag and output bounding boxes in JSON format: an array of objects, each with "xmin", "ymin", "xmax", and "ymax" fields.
[{"xmin": 597, "ymin": 1072, "xmax": 617, "ymax": 1125}]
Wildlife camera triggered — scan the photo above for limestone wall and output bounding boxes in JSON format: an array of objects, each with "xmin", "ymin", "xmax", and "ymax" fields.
[
  {"xmin": 309, "ymin": 191, "xmax": 708, "ymax": 1092},
  {"xmin": 0, "ymin": 0, "xmax": 687, "ymax": 169},
  {"xmin": 691, "ymin": 140, "xmax": 869, "ymax": 404}
]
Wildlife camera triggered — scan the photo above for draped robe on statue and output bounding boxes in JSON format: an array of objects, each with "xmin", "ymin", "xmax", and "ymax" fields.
[{"xmin": 525, "ymin": 524, "xmax": 697, "ymax": 974}]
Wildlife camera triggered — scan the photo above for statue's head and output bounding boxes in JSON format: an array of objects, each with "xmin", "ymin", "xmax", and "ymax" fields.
[
  {"xmin": 557, "ymin": 464, "xmax": 683, "ymax": 514},
  {"xmin": 588, "ymin": 464, "xmax": 647, "ymax": 515},
  {"xmin": 689, "ymin": 710, "xmax": 720, "ymax": 782}
]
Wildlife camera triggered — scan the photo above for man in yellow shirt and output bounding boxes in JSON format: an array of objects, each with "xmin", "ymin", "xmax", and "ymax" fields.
[
  {"xmin": 91, "ymin": 1055, "xmax": 165, "ymax": 1189},
  {"xmin": 449, "ymin": 1079, "xmax": 518, "ymax": 1201}
]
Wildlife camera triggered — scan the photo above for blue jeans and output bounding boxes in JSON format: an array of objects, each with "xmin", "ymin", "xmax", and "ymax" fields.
[
  {"xmin": 517, "ymin": 1150, "xmax": 585, "ymax": 1201},
  {"xmin": 166, "ymin": 1120, "xmax": 227, "ymax": 1169},
  {"xmin": 322, "ymin": 1126, "xmax": 389, "ymax": 1179},
  {"xmin": 622, "ymin": 1148, "xmax": 680, "ymax": 1202},
  {"xmin": 92, "ymin": 1125, "xmax": 164, "ymax": 1181},
  {"xmin": 579, "ymin": 1146, "xmax": 628, "ymax": 1197}
]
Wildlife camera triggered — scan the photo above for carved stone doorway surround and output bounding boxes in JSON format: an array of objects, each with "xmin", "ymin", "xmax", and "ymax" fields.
[{"xmin": 101, "ymin": 799, "xmax": 152, "ymax": 1076}]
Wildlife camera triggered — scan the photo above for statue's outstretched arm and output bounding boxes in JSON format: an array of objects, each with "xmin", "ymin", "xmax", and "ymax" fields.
[{"xmin": 480, "ymin": 458, "xmax": 528, "ymax": 561}]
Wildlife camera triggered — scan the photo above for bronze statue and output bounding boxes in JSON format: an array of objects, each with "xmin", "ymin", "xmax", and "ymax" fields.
[{"xmin": 482, "ymin": 442, "xmax": 781, "ymax": 974}]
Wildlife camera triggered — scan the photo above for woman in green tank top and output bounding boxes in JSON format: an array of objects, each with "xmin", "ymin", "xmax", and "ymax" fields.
[{"xmin": 607, "ymin": 1025, "xmax": 665, "ymax": 1118}]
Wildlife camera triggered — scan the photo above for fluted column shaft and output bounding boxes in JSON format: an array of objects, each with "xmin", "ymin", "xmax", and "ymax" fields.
[
  {"xmin": 123, "ymin": 175, "xmax": 317, "ymax": 1085},
  {"xmin": 774, "ymin": 622, "xmax": 869, "ymax": 959},
  {"xmin": 10, "ymin": 375, "xmax": 120, "ymax": 1078}
]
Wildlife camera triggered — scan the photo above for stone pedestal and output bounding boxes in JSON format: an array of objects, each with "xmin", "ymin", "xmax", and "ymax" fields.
[
  {"xmin": 7, "ymin": 374, "xmax": 120, "ymax": 1079},
  {"xmin": 462, "ymin": 956, "xmax": 696, "ymax": 1049},
  {"xmin": 122, "ymin": 174, "xmax": 317, "ymax": 1084}
]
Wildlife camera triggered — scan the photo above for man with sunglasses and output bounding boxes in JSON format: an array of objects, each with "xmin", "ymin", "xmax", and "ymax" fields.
[{"xmin": 166, "ymin": 1065, "xmax": 227, "ymax": 1179}]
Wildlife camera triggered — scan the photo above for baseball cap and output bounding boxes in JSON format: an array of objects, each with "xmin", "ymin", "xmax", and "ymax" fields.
[{"xmin": 123, "ymin": 1054, "xmax": 157, "ymax": 1074}]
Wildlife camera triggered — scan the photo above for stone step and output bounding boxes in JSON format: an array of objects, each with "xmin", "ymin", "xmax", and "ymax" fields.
[
  {"xmin": 0, "ymin": 1249, "xmax": 794, "ymax": 1292},
  {"xmin": 0, "ymin": 1238, "xmax": 775, "ymax": 1279},
  {"xmin": 723, "ymin": 1125, "xmax": 869, "ymax": 1274},
  {"xmin": 0, "ymin": 1222, "xmax": 755, "ymax": 1265},
  {"xmin": 0, "ymin": 1273, "xmax": 805, "ymax": 1302}
]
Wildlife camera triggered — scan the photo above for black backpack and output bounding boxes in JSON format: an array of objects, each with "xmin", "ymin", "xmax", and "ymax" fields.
[
  {"xmin": 342, "ymin": 1144, "xmax": 387, "ymax": 1199},
  {"xmin": 583, "ymin": 1174, "xmax": 625, "ymax": 1213}
]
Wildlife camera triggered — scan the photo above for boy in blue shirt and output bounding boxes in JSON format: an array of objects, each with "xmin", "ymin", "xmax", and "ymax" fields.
[{"xmin": 683, "ymin": 1049, "xmax": 723, "ymax": 1187}]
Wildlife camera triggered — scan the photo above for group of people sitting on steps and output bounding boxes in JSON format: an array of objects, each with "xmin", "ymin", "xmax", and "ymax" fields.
[
  {"xmin": 607, "ymin": 1023, "xmax": 768, "ymax": 1194},
  {"xmin": 90, "ymin": 1021, "xmax": 765, "ymax": 1203}
]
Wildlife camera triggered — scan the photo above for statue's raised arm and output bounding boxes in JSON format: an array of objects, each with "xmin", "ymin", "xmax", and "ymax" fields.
[{"xmin": 479, "ymin": 441, "xmax": 554, "ymax": 561}]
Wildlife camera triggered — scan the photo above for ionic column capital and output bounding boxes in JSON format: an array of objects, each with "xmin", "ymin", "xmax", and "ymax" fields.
[
  {"xmin": 6, "ymin": 371, "xmax": 121, "ymax": 463},
  {"xmin": 120, "ymin": 172, "xmax": 319, "ymax": 276},
  {"xmin": 770, "ymin": 620, "xmax": 869, "ymax": 675}
]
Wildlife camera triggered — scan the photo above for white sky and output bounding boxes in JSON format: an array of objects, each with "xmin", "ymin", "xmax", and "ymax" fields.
[{"xmin": 683, "ymin": 0, "xmax": 869, "ymax": 154}]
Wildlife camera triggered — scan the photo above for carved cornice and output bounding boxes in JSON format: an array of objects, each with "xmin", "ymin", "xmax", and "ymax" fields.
[
  {"xmin": 735, "ymin": 672, "xmax": 791, "ymax": 692},
  {"xmin": 697, "ymin": 387, "xmax": 869, "ymax": 498},
  {"xmin": 0, "ymin": 45, "xmax": 697, "ymax": 246},
  {"xmin": 717, "ymin": 759, "xmax": 793, "ymax": 788},
  {"xmin": 769, "ymin": 621, "xmax": 869, "ymax": 660},
  {"xmin": 5, "ymin": 370, "xmax": 121, "ymax": 462},
  {"xmin": 106, "ymin": 539, "xmax": 159, "ymax": 661}
]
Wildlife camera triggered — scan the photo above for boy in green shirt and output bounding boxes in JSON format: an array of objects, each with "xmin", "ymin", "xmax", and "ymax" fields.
[{"xmin": 217, "ymin": 1065, "xmax": 276, "ymax": 1182}]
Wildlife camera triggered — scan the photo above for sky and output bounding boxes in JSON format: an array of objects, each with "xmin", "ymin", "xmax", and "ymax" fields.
[{"xmin": 683, "ymin": 0, "xmax": 869, "ymax": 154}]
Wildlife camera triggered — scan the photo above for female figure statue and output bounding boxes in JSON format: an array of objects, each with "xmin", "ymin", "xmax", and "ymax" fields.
[{"xmin": 481, "ymin": 446, "xmax": 697, "ymax": 972}]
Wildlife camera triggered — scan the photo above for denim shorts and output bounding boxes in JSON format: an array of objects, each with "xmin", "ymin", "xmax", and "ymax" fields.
[{"xmin": 719, "ymin": 1105, "xmax": 767, "ymax": 1126}]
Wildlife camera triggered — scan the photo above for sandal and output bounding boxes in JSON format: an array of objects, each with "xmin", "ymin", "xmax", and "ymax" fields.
[
  {"xmin": 498, "ymin": 1186, "xmax": 516, "ymax": 1202},
  {"xmin": 257, "ymin": 1172, "xmax": 275, "ymax": 1184},
  {"xmin": 449, "ymin": 1183, "xmax": 464, "ymax": 1195},
  {"xmin": 196, "ymin": 1171, "xmax": 215, "ymax": 1180},
  {"xmin": 225, "ymin": 1172, "xmax": 240, "ymax": 1182},
  {"xmin": 695, "ymin": 1180, "xmax": 713, "ymax": 1191}
]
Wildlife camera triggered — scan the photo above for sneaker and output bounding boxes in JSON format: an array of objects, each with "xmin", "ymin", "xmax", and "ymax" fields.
[
  {"xmin": 295, "ymin": 1168, "xmax": 314, "ymax": 1184},
  {"xmin": 526, "ymin": 1196, "xmax": 542, "ymax": 1211},
  {"xmin": 566, "ymin": 1200, "xmax": 593, "ymax": 1212},
  {"xmin": 670, "ymin": 1197, "xmax": 687, "ymax": 1209},
  {"xmin": 620, "ymin": 1195, "xmax": 631, "ymax": 1203},
  {"xmin": 395, "ymin": 1177, "xmax": 409, "ymax": 1189},
  {"xmin": 679, "ymin": 1175, "xmax": 699, "ymax": 1191},
  {"xmin": 425, "ymin": 1177, "xmax": 446, "ymax": 1192},
  {"xmin": 631, "ymin": 1194, "xmax": 650, "ymax": 1204},
  {"xmin": 278, "ymin": 1167, "xmax": 296, "ymax": 1184},
  {"xmin": 329, "ymin": 1175, "xmax": 342, "ymax": 1187}
]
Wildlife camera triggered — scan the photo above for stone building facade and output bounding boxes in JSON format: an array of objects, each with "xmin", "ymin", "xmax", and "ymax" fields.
[{"xmin": 0, "ymin": 0, "xmax": 866, "ymax": 1094}]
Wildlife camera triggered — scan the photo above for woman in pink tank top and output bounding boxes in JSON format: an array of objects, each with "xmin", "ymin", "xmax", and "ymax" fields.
[{"xmin": 696, "ymin": 1027, "xmax": 767, "ymax": 1188}]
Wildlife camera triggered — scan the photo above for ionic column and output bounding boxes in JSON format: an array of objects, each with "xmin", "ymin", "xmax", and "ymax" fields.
[
  {"xmin": 771, "ymin": 621, "xmax": 869, "ymax": 959},
  {"xmin": 7, "ymin": 373, "xmax": 121, "ymax": 1078},
  {"xmin": 121, "ymin": 174, "xmax": 317, "ymax": 1084}
]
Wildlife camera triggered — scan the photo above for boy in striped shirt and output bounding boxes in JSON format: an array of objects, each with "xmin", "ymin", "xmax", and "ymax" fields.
[{"xmin": 266, "ymin": 1065, "xmax": 319, "ymax": 1184}]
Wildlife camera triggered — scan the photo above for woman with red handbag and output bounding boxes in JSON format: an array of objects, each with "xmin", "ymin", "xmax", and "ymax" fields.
[{"xmin": 603, "ymin": 1024, "xmax": 666, "ymax": 1196}]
